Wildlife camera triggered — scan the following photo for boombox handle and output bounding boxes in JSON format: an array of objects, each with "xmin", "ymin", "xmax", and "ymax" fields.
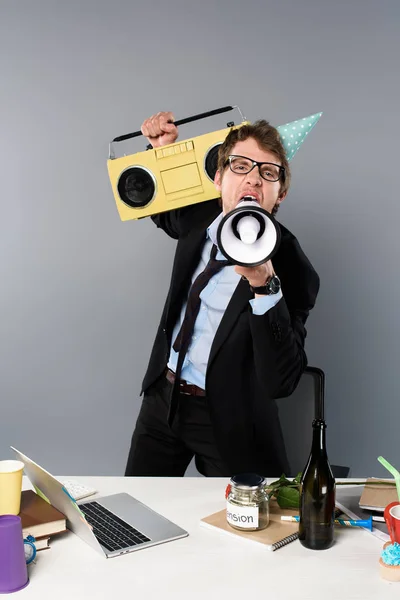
[{"xmin": 108, "ymin": 105, "xmax": 247, "ymax": 159}]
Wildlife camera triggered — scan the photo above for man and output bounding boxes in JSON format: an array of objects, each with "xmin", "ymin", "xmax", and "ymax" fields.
[{"xmin": 125, "ymin": 111, "xmax": 320, "ymax": 477}]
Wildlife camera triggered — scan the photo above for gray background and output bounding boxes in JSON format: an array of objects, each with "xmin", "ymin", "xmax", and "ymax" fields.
[{"xmin": 0, "ymin": 0, "xmax": 399, "ymax": 478}]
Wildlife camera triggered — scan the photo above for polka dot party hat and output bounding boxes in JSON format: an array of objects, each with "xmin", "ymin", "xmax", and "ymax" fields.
[{"xmin": 277, "ymin": 112, "xmax": 322, "ymax": 161}]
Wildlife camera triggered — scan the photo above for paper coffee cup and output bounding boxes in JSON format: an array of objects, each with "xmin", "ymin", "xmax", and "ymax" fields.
[{"xmin": 0, "ymin": 460, "xmax": 24, "ymax": 515}]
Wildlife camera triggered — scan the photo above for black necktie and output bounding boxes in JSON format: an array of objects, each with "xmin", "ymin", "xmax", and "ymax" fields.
[
  {"xmin": 167, "ymin": 243, "xmax": 229, "ymax": 426},
  {"xmin": 172, "ymin": 244, "xmax": 229, "ymax": 358}
]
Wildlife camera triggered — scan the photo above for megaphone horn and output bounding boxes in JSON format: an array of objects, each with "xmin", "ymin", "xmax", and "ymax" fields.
[{"xmin": 216, "ymin": 197, "xmax": 281, "ymax": 267}]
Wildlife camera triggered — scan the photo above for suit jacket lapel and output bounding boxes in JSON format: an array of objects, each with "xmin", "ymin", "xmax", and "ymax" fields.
[
  {"xmin": 166, "ymin": 206, "xmax": 220, "ymax": 331},
  {"xmin": 165, "ymin": 229, "xmax": 204, "ymax": 331}
]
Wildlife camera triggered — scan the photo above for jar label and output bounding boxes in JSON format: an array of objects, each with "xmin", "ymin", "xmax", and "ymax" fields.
[{"xmin": 226, "ymin": 500, "xmax": 259, "ymax": 528}]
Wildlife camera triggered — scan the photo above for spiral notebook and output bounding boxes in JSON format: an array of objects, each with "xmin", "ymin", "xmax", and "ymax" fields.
[{"xmin": 200, "ymin": 500, "xmax": 299, "ymax": 549}]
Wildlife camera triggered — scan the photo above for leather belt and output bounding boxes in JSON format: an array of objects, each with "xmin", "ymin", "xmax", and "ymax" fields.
[{"xmin": 165, "ymin": 368, "xmax": 206, "ymax": 397}]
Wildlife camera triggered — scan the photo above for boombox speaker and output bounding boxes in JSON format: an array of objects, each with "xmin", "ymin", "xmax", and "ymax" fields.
[{"xmin": 107, "ymin": 106, "xmax": 249, "ymax": 221}]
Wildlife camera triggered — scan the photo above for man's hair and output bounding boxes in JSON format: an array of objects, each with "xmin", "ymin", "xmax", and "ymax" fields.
[{"xmin": 217, "ymin": 120, "xmax": 291, "ymax": 213}]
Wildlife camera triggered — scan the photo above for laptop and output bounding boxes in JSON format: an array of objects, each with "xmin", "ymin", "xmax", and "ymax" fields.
[{"xmin": 11, "ymin": 447, "xmax": 188, "ymax": 558}]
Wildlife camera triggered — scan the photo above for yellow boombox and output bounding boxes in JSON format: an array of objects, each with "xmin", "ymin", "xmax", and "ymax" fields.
[{"xmin": 107, "ymin": 106, "xmax": 249, "ymax": 221}]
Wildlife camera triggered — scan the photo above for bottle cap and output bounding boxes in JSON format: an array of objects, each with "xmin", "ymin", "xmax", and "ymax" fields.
[{"xmin": 312, "ymin": 418, "xmax": 327, "ymax": 428}]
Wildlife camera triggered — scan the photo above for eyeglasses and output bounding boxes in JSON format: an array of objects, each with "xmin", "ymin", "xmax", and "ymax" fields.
[{"xmin": 226, "ymin": 155, "xmax": 285, "ymax": 182}]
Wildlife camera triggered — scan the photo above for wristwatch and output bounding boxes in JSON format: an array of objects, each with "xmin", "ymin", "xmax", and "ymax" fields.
[{"xmin": 249, "ymin": 275, "xmax": 281, "ymax": 296}]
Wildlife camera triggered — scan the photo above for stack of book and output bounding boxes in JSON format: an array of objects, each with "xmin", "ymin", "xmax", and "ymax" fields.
[
  {"xmin": 19, "ymin": 490, "xmax": 67, "ymax": 551},
  {"xmin": 334, "ymin": 479, "xmax": 396, "ymax": 544},
  {"xmin": 359, "ymin": 478, "xmax": 398, "ymax": 519}
]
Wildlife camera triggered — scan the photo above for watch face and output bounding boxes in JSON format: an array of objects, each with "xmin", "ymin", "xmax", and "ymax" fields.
[
  {"xmin": 250, "ymin": 275, "xmax": 281, "ymax": 295},
  {"xmin": 269, "ymin": 276, "xmax": 281, "ymax": 294}
]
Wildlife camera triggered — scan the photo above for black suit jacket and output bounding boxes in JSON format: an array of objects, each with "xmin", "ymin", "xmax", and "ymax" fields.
[{"xmin": 141, "ymin": 199, "xmax": 320, "ymax": 476}]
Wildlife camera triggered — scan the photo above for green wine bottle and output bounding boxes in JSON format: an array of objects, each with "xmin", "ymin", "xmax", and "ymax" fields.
[{"xmin": 299, "ymin": 418, "xmax": 336, "ymax": 550}]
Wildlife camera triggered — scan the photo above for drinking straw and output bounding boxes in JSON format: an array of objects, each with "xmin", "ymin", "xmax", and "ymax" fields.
[{"xmin": 377, "ymin": 456, "xmax": 400, "ymax": 502}]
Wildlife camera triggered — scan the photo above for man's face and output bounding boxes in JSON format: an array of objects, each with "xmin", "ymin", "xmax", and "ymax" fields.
[{"xmin": 214, "ymin": 137, "xmax": 286, "ymax": 215}]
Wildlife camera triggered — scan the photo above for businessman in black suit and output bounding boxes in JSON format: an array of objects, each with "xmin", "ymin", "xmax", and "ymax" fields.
[{"xmin": 125, "ymin": 111, "xmax": 320, "ymax": 477}]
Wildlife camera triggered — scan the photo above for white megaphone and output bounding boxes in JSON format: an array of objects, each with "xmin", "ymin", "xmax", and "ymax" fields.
[{"xmin": 216, "ymin": 197, "xmax": 281, "ymax": 267}]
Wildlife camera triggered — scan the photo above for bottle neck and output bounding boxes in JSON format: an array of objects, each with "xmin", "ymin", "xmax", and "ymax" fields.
[{"xmin": 311, "ymin": 420, "xmax": 328, "ymax": 457}]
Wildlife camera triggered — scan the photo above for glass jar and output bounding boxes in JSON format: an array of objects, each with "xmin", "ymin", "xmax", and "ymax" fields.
[{"xmin": 226, "ymin": 473, "xmax": 270, "ymax": 531}]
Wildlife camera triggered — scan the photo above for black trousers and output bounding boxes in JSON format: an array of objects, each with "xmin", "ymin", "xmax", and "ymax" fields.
[{"xmin": 125, "ymin": 375, "xmax": 230, "ymax": 477}]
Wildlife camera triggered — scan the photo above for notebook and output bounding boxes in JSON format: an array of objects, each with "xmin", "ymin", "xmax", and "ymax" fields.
[
  {"xmin": 11, "ymin": 446, "xmax": 188, "ymax": 558},
  {"xmin": 359, "ymin": 478, "xmax": 398, "ymax": 512},
  {"xmin": 200, "ymin": 499, "xmax": 299, "ymax": 549}
]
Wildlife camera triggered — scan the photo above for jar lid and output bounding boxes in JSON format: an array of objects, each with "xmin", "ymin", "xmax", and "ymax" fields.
[{"xmin": 230, "ymin": 472, "xmax": 265, "ymax": 490}]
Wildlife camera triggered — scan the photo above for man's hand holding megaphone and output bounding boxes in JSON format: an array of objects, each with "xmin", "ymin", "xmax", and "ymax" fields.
[{"xmin": 234, "ymin": 252, "xmax": 276, "ymax": 295}]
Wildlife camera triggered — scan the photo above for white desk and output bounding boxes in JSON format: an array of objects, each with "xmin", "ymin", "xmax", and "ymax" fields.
[{"xmin": 19, "ymin": 477, "xmax": 398, "ymax": 600}]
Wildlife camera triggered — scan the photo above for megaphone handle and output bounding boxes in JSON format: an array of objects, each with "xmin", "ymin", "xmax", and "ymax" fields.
[{"xmin": 112, "ymin": 106, "xmax": 234, "ymax": 143}]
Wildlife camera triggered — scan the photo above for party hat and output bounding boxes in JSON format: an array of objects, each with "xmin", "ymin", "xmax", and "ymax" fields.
[{"xmin": 277, "ymin": 112, "xmax": 322, "ymax": 161}]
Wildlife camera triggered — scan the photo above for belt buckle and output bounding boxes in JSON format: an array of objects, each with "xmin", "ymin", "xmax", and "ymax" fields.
[{"xmin": 179, "ymin": 381, "xmax": 191, "ymax": 395}]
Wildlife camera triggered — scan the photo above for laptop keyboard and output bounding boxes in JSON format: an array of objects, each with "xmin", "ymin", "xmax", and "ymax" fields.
[{"xmin": 79, "ymin": 501, "xmax": 151, "ymax": 552}]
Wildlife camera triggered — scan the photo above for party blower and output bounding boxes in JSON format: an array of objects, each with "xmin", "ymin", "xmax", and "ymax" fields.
[{"xmin": 281, "ymin": 515, "xmax": 373, "ymax": 530}]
